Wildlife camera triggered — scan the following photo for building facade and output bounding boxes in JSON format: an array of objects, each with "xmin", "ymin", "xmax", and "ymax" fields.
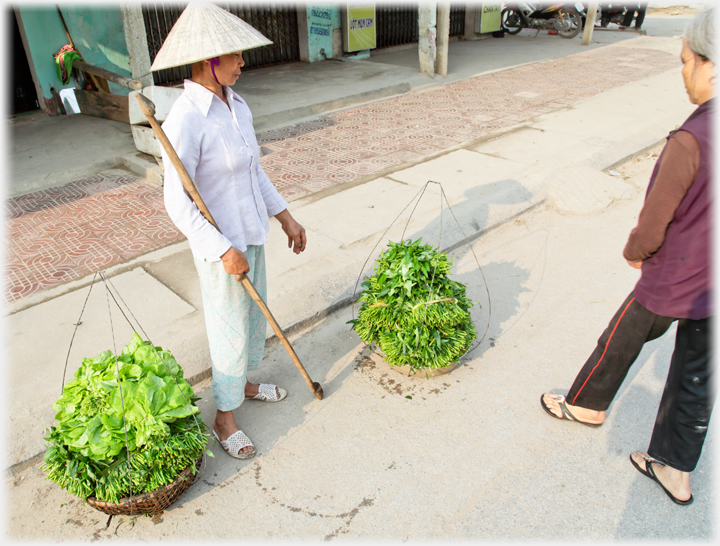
[{"xmin": 11, "ymin": 3, "xmax": 503, "ymax": 118}]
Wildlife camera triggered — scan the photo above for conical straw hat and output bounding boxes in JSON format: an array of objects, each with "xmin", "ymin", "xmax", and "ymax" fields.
[{"xmin": 150, "ymin": 1, "xmax": 273, "ymax": 71}]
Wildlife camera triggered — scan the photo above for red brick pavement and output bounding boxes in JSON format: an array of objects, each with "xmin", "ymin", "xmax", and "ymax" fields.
[
  {"xmin": 4, "ymin": 46, "xmax": 677, "ymax": 305},
  {"xmin": 4, "ymin": 173, "xmax": 183, "ymax": 303}
]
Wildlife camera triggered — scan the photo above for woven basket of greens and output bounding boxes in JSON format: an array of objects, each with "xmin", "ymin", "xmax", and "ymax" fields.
[
  {"xmin": 350, "ymin": 238, "xmax": 476, "ymax": 373},
  {"xmin": 42, "ymin": 333, "xmax": 210, "ymax": 515}
]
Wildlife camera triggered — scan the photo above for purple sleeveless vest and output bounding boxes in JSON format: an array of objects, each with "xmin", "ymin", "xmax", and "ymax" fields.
[{"xmin": 633, "ymin": 98, "xmax": 713, "ymax": 320}]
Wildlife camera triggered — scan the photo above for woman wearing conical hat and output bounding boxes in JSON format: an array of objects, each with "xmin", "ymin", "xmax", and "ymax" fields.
[{"xmin": 151, "ymin": 2, "xmax": 306, "ymax": 459}]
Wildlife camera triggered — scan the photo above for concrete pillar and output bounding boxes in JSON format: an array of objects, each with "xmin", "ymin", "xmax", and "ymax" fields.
[
  {"xmin": 121, "ymin": 4, "xmax": 153, "ymax": 88},
  {"xmin": 463, "ymin": 5, "xmax": 477, "ymax": 41},
  {"xmin": 418, "ymin": 2, "xmax": 437, "ymax": 77},
  {"xmin": 582, "ymin": 2, "xmax": 598, "ymax": 46},
  {"xmin": 332, "ymin": 27, "xmax": 343, "ymax": 58},
  {"xmin": 436, "ymin": 3, "xmax": 450, "ymax": 77},
  {"xmin": 297, "ymin": 3, "xmax": 311, "ymax": 62},
  {"xmin": 298, "ymin": 4, "xmax": 342, "ymax": 62}
]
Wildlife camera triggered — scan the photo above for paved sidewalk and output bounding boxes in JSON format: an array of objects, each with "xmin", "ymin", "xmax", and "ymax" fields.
[
  {"xmin": 5, "ymin": 170, "xmax": 179, "ymax": 302},
  {"xmin": 7, "ymin": 140, "xmax": 714, "ymax": 541},
  {"xmin": 4, "ymin": 42, "xmax": 677, "ymax": 305}
]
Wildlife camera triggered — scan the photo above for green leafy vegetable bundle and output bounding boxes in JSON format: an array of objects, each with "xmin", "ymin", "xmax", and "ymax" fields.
[
  {"xmin": 350, "ymin": 238, "xmax": 476, "ymax": 371},
  {"xmin": 42, "ymin": 333, "xmax": 209, "ymax": 503}
]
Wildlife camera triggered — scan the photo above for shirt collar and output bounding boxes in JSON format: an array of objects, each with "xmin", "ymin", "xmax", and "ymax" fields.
[{"xmin": 183, "ymin": 79, "xmax": 244, "ymax": 117}]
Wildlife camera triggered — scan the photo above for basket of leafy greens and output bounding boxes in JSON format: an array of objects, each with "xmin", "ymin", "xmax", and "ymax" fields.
[
  {"xmin": 42, "ymin": 332, "xmax": 210, "ymax": 515},
  {"xmin": 350, "ymin": 238, "xmax": 476, "ymax": 374}
]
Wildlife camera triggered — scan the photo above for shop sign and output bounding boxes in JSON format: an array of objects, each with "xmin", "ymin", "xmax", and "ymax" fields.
[
  {"xmin": 345, "ymin": 3, "xmax": 376, "ymax": 52},
  {"xmin": 480, "ymin": 2, "xmax": 502, "ymax": 33}
]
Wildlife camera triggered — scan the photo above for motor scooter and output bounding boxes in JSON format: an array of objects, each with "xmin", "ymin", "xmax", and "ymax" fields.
[
  {"xmin": 599, "ymin": 3, "xmax": 631, "ymax": 28},
  {"xmin": 575, "ymin": 2, "xmax": 603, "ymax": 29},
  {"xmin": 501, "ymin": 2, "xmax": 584, "ymax": 39}
]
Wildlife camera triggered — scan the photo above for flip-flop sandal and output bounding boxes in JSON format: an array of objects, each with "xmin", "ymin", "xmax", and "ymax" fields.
[
  {"xmin": 213, "ymin": 429, "xmax": 256, "ymax": 460},
  {"xmin": 629, "ymin": 454, "xmax": 693, "ymax": 506},
  {"xmin": 540, "ymin": 394, "xmax": 602, "ymax": 428},
  {"xmin": 248, "ymin": 383, "xmax": 287, "ymax": 403},
  {"xmin": 629, "ymin": 452, "xmax": 652, "ymax": 478}
]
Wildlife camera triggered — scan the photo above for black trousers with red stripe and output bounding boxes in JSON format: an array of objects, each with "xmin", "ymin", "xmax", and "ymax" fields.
[{"xmin": 566, "ymin": 291, "xmax": 714, "ymax": 472}]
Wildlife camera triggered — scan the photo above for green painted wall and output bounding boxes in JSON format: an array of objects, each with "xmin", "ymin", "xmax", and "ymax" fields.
[
  {"xmin": 17, "ymin": 4, "xmax": 131, "ymax": 108},
  {"xmin": 306, "ymin": 4, "xmax": 341, "ymax": 62},
  {"xmin": 60, "ymin": 4, "xmax": 131, "ymax": 93}
]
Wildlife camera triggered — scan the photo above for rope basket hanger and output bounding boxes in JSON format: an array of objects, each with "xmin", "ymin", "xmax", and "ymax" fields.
[
  {"xmin": 351, "ymin": 180, "xmax": 493, "ymax": 369},
  {"xmin": 52, "ymin": 271, "xmax": 208, "ymax": 518}
]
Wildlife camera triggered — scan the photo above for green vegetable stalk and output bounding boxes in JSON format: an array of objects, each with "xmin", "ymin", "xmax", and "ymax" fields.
[
  {"xmin": 42, "ymin": 333, "xmax": 209, "ymax": 504},
  {"xmin": 349, "ymin": 238, "xmax": 476, "ymax": 372}
]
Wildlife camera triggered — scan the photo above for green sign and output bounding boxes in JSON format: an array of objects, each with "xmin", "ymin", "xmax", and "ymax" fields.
[
  {"xmin": 480, "ymin": 2, "xmax": 502, "ymax": 33},
  {"xmin": 346, "ymin": 3, "xmax": 376, "ymax": 52}
]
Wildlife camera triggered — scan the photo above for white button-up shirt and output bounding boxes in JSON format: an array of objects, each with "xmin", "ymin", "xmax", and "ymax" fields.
[{"xmin": 161, "ymin": 80, "xmax": 288, "ymax": 261}]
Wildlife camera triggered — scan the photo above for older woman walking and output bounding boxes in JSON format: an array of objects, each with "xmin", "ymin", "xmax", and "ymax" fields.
[
  {"xmin": 150, "ymin": 2, "xmax": 307, "ymax": 459},
  {"xmin": 540, "ymin": 8, "xmax": 714, "ymax": 505}
]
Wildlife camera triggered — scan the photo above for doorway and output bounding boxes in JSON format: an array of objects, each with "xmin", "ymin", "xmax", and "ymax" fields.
[{"xmin": 11, "ymin": 9, "xmax": 40, "ymax": 115}]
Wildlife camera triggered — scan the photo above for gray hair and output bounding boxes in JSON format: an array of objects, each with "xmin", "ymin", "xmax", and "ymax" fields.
[{"xmin": 685, "ymin": 8, "xmax": 715, "ymax": 64}]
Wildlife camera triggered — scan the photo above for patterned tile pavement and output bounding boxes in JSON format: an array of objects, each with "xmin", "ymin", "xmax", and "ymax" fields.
[
  {"xmin": 4, "ymin": 172, "xmax": 184, "ymax": 303},
  {"xmin": 4, "ymin": 46, "xmax": 678, "ymax": 305}
]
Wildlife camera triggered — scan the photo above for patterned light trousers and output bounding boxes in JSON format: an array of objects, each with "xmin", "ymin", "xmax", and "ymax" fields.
[{"xmin": 194, "ymin": 245, "xmax": 267, "ymax": 412}]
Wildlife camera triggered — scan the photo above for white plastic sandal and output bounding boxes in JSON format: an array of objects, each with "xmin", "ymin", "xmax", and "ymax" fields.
[
  {"xmin": 249, "ymin": 383, "xmax": 287, "ymax": 402},
  {"xmin": 213, "ymin": 429, "xmax": 255, "ymax": 459}
]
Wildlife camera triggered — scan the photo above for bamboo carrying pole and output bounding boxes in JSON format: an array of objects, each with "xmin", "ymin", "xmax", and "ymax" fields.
[
  {"xmin": 73, "ymin": 60, "xmax": 143, "ymax": 91},
  {"xmin": 135, "ymin": 93, "xmax": 323, "ymax": 401}
]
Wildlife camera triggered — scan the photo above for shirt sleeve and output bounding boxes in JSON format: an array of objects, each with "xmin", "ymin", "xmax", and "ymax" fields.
[
  {"xmin": 162, "ymin": 112, "xmax": 233, "ymax": 261},
  {"xmin": 623, "ymin": 130, "xmax": 700, "ymax": 262},
  {"xmin": 237, "ymin": 94, "xmax": 288, "ymax": 218},
  {"xmin": 256, "ymin": 161, "xmax": 288, "ymax": 218}
]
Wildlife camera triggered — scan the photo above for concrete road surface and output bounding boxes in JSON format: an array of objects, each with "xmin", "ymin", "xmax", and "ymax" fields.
[{"xmin": 6, "ymin": 145, "xmax": 714, "ymax": 541}]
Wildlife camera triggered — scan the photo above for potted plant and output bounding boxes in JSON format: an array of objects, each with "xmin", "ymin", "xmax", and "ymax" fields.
[
  {"xmin": 350, "ymin": 238, "xmax": 476, "ymax": 375},
  {"xmin": 42, "ymin": 333, "xmax": 210, "ymax": 514}
]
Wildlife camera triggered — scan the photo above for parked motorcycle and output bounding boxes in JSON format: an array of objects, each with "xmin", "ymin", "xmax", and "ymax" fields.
[
  {"xmin": 576, "ymin": 2, "xmax": 603, "ymax": 29},
  {"xmin": 599, "ymin": 2, "xmax": 630, "ymax": 28},
  {"xmin": 501, "ymin": 2, "xmax": 585, "ymax": 39}
]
